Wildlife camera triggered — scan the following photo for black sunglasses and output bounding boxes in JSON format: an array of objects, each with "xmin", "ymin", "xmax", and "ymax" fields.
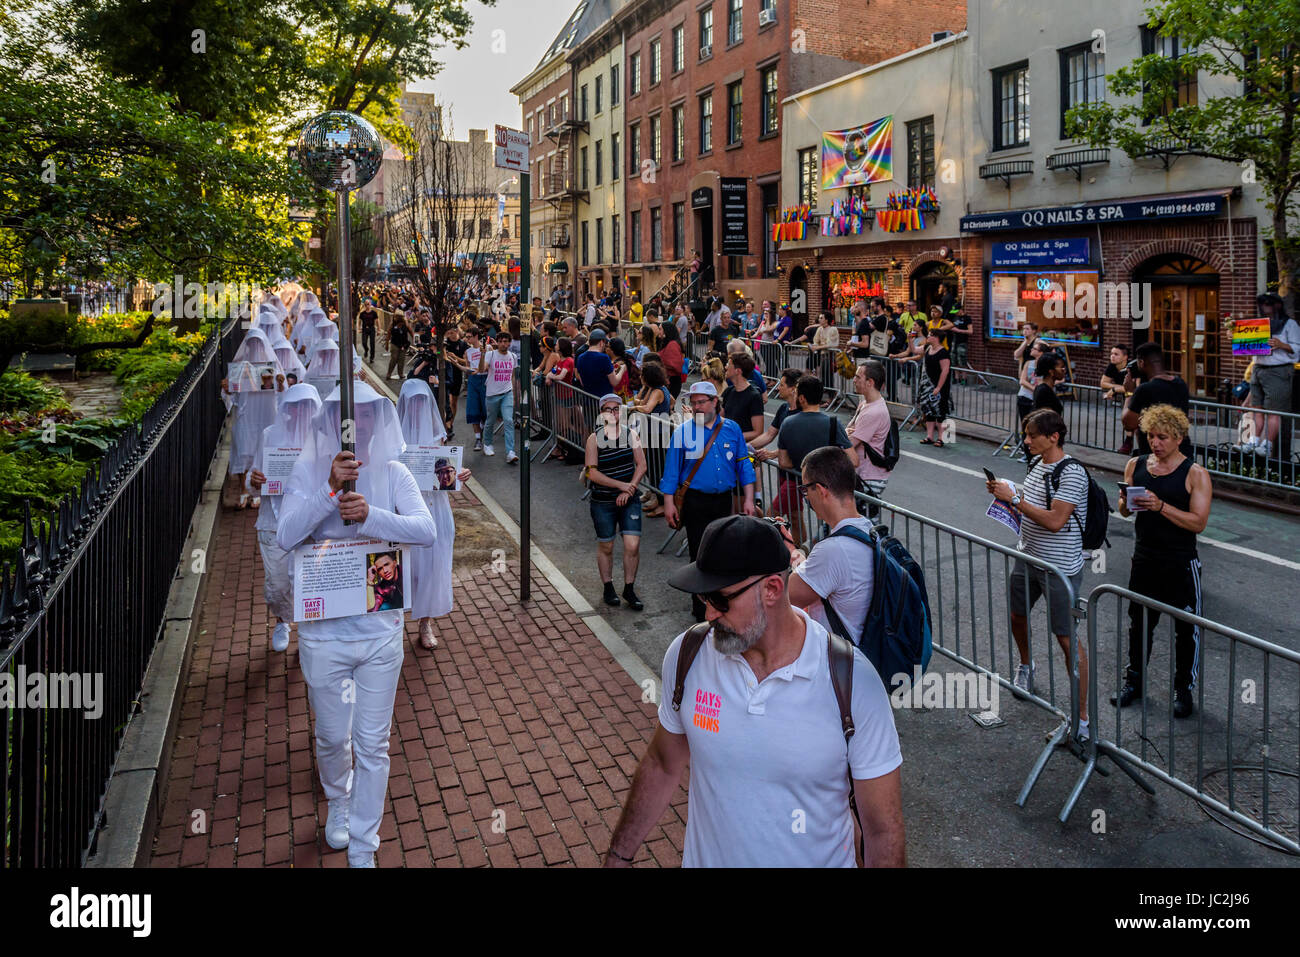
[
  {"xmin": 698, "ymin": 575, "xmax": 764, "ymax": 614},
  {"xmin": 797, "ymin": 481, "xmax": 822, "ymax": 498}
]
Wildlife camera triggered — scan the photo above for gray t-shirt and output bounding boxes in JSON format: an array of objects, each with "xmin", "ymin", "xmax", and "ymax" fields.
[{"xmin": 777, "ymin": 410, "xmax": 851, "ymax": 471}]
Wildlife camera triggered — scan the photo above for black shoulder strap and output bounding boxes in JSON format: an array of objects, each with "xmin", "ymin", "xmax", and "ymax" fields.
[
  {"xmin": 827, "ymin": 632, "xmax": 855, "ymax": 741},
  {"xmin": 671, "ymin": 622, "xmax": 712, "ymax": 711}
]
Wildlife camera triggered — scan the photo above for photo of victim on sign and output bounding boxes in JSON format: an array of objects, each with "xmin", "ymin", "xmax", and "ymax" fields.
[{"xmin": 401, "ymin": 445, "xmax": 464, "ymax": 492}]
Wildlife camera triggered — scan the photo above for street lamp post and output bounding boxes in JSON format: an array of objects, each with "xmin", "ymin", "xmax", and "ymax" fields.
[{"xmin": 296, "ymin": 112, "xmax": 382, "ymax": 513}]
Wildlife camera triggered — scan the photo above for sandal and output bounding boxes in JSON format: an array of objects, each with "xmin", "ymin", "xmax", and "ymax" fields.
[
  {"xmin": 933, "ymin": 440, "xmax": 945, "ymax": 448},
  {"xmin": 919, "ymin": 438, "xmax": 935, "ymax": 445}
]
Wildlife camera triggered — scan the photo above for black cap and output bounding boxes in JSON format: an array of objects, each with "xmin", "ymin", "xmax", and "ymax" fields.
[{"xmin": 667, "ymin": 515, "xmax": 791, "ymax": 594}]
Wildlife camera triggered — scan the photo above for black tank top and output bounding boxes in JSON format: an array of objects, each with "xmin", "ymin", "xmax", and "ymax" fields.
[{"xmin": 1133, "ymin": 455, "xmax": 1197, "ymax": 560}]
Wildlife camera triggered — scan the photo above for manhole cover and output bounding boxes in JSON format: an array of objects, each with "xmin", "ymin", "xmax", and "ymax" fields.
[{"xmin": 1198, "ymin": 766, "xmax": 1299, "ymax": 855}]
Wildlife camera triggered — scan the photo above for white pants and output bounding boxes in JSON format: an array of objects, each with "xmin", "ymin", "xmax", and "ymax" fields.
[
  {"xmin": 256, "ymin": 529, "xmax": 293, "ymax": 622},
  {"xmin": 298, "ymin": 629, "xmax": 404, "ymax": 861}
]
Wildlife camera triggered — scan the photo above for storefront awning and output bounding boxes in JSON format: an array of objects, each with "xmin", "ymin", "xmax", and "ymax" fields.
[
  {"xmin": 960, "ymin": 188, "xmax": 1236, "ymax": 233},
  {"xmin": 548, "ymin": 261, "xmax": 569, "ymax": 274}
]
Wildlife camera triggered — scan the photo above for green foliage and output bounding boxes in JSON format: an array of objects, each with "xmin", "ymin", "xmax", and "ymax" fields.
[
  {"xmin": 0, "ymin": 370, "xmax": 70, "ymax": 416},
  {"xmin": 0, "ymin": 448, "xmax": 92, "ymax": 556},
  {"xmin": 2, "ymin": 417, "xmax": 128, "ymax": 459}
]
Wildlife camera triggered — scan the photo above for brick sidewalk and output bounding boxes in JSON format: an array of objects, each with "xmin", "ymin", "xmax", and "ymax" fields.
[{"xmin": 149, "ymin": 493, "xmax": 687, "ymax": 868}]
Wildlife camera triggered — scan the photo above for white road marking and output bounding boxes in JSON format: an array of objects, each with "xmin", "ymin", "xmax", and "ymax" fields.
[{"xmin": 899, "ymin": 449, "xmax": 1300, "ymax": 572}]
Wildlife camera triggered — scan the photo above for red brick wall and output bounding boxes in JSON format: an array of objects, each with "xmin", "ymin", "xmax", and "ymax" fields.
[{"xmin": 793, "ymin": 0, "xmax": 966, "ymax": 68}]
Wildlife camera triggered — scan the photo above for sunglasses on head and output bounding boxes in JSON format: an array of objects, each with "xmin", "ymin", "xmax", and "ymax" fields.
[{"xmin": 698, "ymin": 575, "xmax": 763, "ymax": 614}]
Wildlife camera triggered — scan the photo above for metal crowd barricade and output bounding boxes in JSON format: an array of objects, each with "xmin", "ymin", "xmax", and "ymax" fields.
[
  {"xmin": 1190, "ymin": 398, "xmax": 1299, "ymax": 493},
  {"xmin": 1070, "ymin": 583, "xmax": 1299, "ymax": 853}
]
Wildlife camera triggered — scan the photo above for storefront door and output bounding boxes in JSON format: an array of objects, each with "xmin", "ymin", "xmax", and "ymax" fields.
[{"xmin": 1150, "ymin": 283, "xmax": 1220, "ymax": 398}]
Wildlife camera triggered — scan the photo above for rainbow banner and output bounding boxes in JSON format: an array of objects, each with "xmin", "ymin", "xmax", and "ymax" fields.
[
  {"xmin": 1232, "ymin": 318, "xmax": 1272, "ymax": 356},
  {"xmin": 821, "ymin": 116, "xmax": 893, "ymax": 190}
]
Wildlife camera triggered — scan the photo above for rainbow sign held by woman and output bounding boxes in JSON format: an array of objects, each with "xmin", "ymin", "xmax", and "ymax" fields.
[{"xmin": 821, "ymin": 115, "xmax": 893, "ymax": 190}]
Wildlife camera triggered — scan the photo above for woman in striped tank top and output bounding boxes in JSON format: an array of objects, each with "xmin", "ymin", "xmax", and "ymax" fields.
[{"xmin": 585, "ymin": 394, "xmax": 649, "ymax": 611}]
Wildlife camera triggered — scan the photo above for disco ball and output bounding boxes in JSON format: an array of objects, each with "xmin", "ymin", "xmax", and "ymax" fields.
[{"xmin": 296, "ymin": 111, "xmax": 382, "ymax": 191}]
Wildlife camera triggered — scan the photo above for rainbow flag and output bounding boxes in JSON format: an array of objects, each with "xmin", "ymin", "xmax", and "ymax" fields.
[
  {"xmin": 821, "ymin": 116, "xmax": 893, "ymax": 190},
  {"xmin": 1232, "ymin": 318, "xmax": 1272, "ymax": 356}
]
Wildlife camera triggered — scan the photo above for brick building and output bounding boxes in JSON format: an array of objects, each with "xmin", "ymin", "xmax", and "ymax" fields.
[{"xmin": 614, "ymin": 0, "xmax": 966, "ymax": 310}]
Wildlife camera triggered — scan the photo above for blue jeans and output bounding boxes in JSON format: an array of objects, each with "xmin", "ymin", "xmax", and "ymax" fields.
[{"xmin": 484, "ymin": 390, "xmax": 515, "ymax": 454}]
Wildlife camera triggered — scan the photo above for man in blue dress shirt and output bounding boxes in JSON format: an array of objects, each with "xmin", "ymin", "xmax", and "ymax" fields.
[{"xmin": 660, "ymin": 381, "xmax": 757, "ymax": 621}]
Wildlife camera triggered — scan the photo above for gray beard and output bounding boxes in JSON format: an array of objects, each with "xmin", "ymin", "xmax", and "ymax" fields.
[{"xmin": 711, "ymin": 600, "xmax": 767, "ymax": 655}]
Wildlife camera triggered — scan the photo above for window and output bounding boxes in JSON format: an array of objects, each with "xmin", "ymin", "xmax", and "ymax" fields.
[
  {"xmin": 581, "ymin": 145, "xmax": 589, "ymax": 190},
  {"xmin": 993, "ymin": 61, "xmax": 1030, "ymax": 149},
  {"xmin": 760, "ymin": 66, "xmax": 778, "ymax": 135},
  {"xmin": 559, "ymin": 95, "xmax": 568, "ymax": 121},
  {"xmin": 580, "ymin": 84, "xmax": 589, "ymax": 120},
  {"xmin": 700, "ymin": 8, "xmax": 714, "ymax": 55},
  {"xmin": 1141, "ymin": 26, "xmax": 1197, "ymax": 118},
  {"xmin": 630, "ymin": 51, "xmax": 642, "ymax": 96},
  {"xmin": 581, "ymin": 220, "xmax": 589, "ymax": 266},
  {"xmin": 672, "ymin": 104, "xmax": 685, "ymax": 161},
  {"xmin": 728, "ymin": 0, "xmax": 743, "ymax": 45},
  {"xmin": 672, "ymin": 24, "xmax": 685, "ymax": 73},
  {"xmin": 1059, "ymin": 44, "xmax": 1105, "ymax": 137},
  {"xmin": 612, "ymin": 132, "xmax": 620, "ymax": 181},
  {"xmin": 596, "ymin": 217, "xmax": 605, "ymax": 264},
  {"xmin": 612, "ymin": 214, "xmax": 620, "ymax": 264},
  {"xmin": 630, "ymin": 210, "xmax": 642, "ymax": 261},
  {"xmin": 762, "ymin": 186, "xmax": 777, "ymax": 278},
  {"xmin": 727, "ymin": 80, "xmax": 743, "ymax": 144},
  {"xmin": 480, "ymin": 219, "xmax": 491, "ymax": 239},
  {"xmin": 595, "ymin": 140, "xmax": 603, "ymax": 186},
  {"xmin": 463, "ymin": 219, "xmax": 473, "ymax": 239},
  {"xmin": 650, "ymin": 113, "xmax": 662, "ymax": 167},
  {"xmin": 595, "ymin": 76, "xmax": 603, "ymax": 114},
  {"xmin": 729, "ymin": 256, "xmax": 743, "ymax": 279},
  {"xmin": 761, "ymin": 0, "xmax": 776, "ymax": 20},
  {"xmin": 797, "ymin": 146, "xmax": 818, "ymax": 206},
  {"xmin": 651, "ymin": 207, "xmax": 663, "ymax": 261},
  {"xmin": 673, "ymin": 202, "xmax": 686, "ymax": 259},
  {"xmin": 906, "ymin": 116, "xmax": 935, "ymax": 187},
  {"xmin": 700, "ymin": 92, "xmax": 713, "ymax": 152},
  {"xmin": 629, "ymin": 123, "xmax": 641, "ymax": 177},
  {"xmin": 650, "ymin": 37, "xmax": 662, "ymax": 85},
  {"xmin": 611, "ymin": 64, "xmax": 620, "ymax": 105},
  {"xmin": 429, "ymin": 221, "xmax": 439, "ymax": 241}
]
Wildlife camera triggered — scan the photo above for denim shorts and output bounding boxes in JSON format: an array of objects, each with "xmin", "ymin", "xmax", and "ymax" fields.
[
  {"xmin": 466, "ymin": 375, "xmax": 487, "ymax": 424},
  {"xmin": 590, "ymin": 498, "xmax": 642, "ymax": 541}
]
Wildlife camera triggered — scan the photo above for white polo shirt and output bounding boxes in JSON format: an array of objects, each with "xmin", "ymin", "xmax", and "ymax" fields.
[{"xmin": 658, "ymin": 608, "xmax": 902, "ymax": 868}]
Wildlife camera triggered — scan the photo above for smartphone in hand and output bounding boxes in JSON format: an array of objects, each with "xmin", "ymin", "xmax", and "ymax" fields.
[{"xmin": 983, "ymin": 468, "xmax": 997, "ymax": 483}]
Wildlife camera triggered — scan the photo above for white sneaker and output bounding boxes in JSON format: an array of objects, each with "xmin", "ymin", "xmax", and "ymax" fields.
[
  {"xmin": 483, "ymin": 445, "xmax": 495, "ymax": 456},
  {"xmin": 325, "ymin": 797, "xmax": 350, "ymax": 850},
  {"xmin": 1232, "ymin": 437, "xmax": 1258, "ymax": 453},
  {"xmin": 1255, "ymin": 439, "xmax": 1273, "ymax": 457},
  {"xmin": 271, "ymin": 622, "xmax": 291, "ymax": 652},
  {"xmin": 348, "ymin": 853, "xmax": 375, "ymax": 868},
  {"xmin": 506, "ymin": 451, "xmax": 518, "ymax": 464},
  {"xmin": 1012, "ymin": 662, "xmax": 1035, "ymax": 697},
  {"xmin": 1076, "ymin": 719, "xmax": 1091, "ymax": 743}
]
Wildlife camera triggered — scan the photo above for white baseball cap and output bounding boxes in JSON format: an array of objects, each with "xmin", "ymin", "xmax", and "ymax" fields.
[{"xmin": 687, "ymin": 381, "xmax": 718, "ymax": 398}]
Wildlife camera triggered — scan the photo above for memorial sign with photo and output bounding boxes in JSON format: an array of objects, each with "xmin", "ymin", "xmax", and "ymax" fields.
[
  {"xmin": 292, "ymin": 538, "xmax": 412, "ymax": 622},
  {"xmin": 400, "ymin": 445, "xmax": 464, "ymax": 492}
]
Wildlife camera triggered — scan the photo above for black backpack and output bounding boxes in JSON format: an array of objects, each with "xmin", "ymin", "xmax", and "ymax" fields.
[
  {"xmin": 1030, "ymin": 455, "xmax": 1112, "ymax": 551},
  {"xmin": 862, "ymin": 416, "xmax": 901, "ymax": 472}
]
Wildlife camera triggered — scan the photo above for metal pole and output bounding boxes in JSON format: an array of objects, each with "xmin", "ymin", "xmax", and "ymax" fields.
[
  {"xmin": 336, "ymin": 188, "xmax": 357, "ymax": 510},
  {"xmin": 519, "ymin": 171, "xmax": 531, "ymax": 603}
]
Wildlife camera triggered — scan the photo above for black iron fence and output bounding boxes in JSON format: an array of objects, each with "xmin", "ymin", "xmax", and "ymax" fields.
[{"xmin": 1, "ymin": 318, "xmax": 243, "ymax": 867}]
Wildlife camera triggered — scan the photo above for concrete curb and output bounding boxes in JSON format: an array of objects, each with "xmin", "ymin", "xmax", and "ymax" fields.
[
  {"xmin": 364, "ymin": 366, "xmax": 657, "ymax": 691},
  {"xmin": 86, "ymin": 423, "xmax": 231, "ymax": 868}
]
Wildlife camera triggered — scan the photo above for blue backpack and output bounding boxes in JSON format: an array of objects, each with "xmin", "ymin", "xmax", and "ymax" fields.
[{"xmin": 819, "ymin": 523, "xmax": 933, "ymax": 686}]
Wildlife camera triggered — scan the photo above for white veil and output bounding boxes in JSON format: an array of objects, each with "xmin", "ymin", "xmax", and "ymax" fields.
[
  {"xmin": 396, "ymin": 378, "xmax": 447, "ymax": 446},
  {"xmin": 232, "ymin": 327, "xmax": 282, "ymax": 367},
  {"xmin": 264, "ymin": 383, "xmax": 322, "ymax": 450},
  {"xmin": 309, "ymin": 339, "xmax": 341, "ymax": 377},
  {"xmin": 274, "ymin": 341, "xmax": 308, "ymax": 382},
  {"xmin": 289, "ymin": 380, "xmax": 406, "ymax": 504}
]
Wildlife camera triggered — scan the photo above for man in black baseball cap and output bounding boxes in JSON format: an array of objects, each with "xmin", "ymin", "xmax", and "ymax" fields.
[
  {"xmin": 605, "ymin": 513, "xmax": 906, "ymax": 868},
  {"xmin": 666, "ymin": 515, "xmax": 792, "ymax": 653}
]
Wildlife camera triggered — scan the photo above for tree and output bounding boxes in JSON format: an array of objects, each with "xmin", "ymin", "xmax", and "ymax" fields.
[
  {"xmin": 386, "ymin": 111, "xmax": 499, "ymax": 415},
  {"xmin": 1067, "ymin": 0, "xmax": 1300, "ymax": 312}
]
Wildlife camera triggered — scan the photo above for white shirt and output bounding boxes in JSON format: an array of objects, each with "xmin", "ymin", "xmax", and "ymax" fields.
[
  {"xmin": 1019, "ymin": 455, "xmax": 1088, "ymax": 575},
  {"xmin": 658, "ymin": 609, "xmax": 902, "ymax": 868},
  {"xmin": 585, "ymin": 303, "xmax": 597, "ymax": 326},
  {"xmin": 1256, "ymin": 317, "xmax": 1300, "ymax": 367},
  {"xmin": 465, "ymin": 345, "xmax": 487, "ymax": 377},
  {"xmin": 794, "ymin": 516, "xmax": 877, "ymax": 650},
  {"xmin": 485, "ymin": 349, "xmax": 517, "ymax": 397}
]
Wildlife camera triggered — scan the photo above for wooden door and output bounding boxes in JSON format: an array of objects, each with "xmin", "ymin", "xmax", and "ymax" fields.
[{"xmin": 1151, "ymin": 283, "xmax": 1220, "ymax": 397}]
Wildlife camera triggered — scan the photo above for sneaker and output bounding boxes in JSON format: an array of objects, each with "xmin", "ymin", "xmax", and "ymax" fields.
[
  {"xmin": 506, "ymin": 451, "xmax": 518, "ymax": 464},
  {"xmin": 1117, "ymin": 439, "xmax": 1133, "ymax": 455},
  {"xmin": 1254, "ymin": 439, "xmax": 1273, "ymax": 458},
  {"xmin": 473, "ymin": 437, "xmax": 483, "ymax": 452},
  {"xmin": 622, "ymin": 584, "xmax": 644, "ymax": 612},
  {"xmin": 483, "ymin": 445, "xmax": 495, "ymax": 456},
  {"xmin": 602, "ymin": 582, "xmax": 620, "ymax": 607},
  {"xmin": 325, "ymin": 797, "xmax": 350, "ymax": 850},
  {"xmin": 1012, "ymin": 662, "xmax": 1035, "ymax": 697},
  {"xmin": 1075, "ymin": 719, "xmax": 1091, "ymax": 743},
  {"xmin": 271, "ymin": 622, "xmax": 291, "ymax": 653},
  {"xmin": 1109, "ymin": 682, "xmax": 1142, "ymax": 707},
  {"xmin": 1231, "ymin": 437, "xmax": 1258, "ymax": 454},
  {"xmin": 348, "ymin": 853, "xmax": 375, "ymax": 868},
  {"xmin": 1173, "ymin": 688, "xmax": 1195, "ymax": 719}
]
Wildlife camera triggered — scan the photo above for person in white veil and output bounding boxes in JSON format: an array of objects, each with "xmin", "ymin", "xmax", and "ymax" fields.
[
  {"xmin": 307, "ymin": 336, "xmax": 362, "ymax": 373},
  {"xmin": 247, "ymin": 383, "xmax": 321, "ymax": 651},
  {"xmin": 291, "ymin": 289, "xmax": 320, "ymax": 325},
  {"xmin": 224, "ymin": 328, "xmax": 286, "ymax": 508},
  {"xmin": 256, "ymin": 304, "xmax": 290, "ymax": 346},
  {"xmin": 292, "ymin": 306, "xmax": 324, "ymax": 356},
  {"xmin": 274, "ymin": 341, "xmax": 309, "ymax": 385},
  {"xmin": 277, "ymin": 381, "xmax": 434, "ymax": 868},
  {"xmin": 396, "ymin": 379, "xmax": 472, "ymax": 650},
  {"xmin": 313, "ymin": 312, "xmax": 340, "ymax": 344},
  {"xmin": 308, "ymin": 338, "xmax": 342, "ymax": 381}
]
